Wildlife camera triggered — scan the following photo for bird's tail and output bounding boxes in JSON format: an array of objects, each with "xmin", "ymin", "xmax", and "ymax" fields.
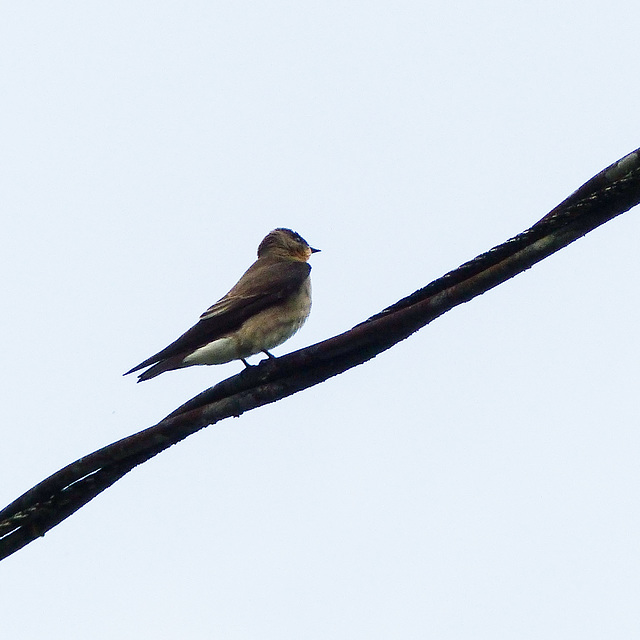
[{"xmin": 126, "ymin": 354, "xmax": 188, "ymax": 382}]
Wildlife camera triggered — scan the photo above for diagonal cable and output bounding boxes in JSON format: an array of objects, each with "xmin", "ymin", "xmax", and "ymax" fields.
[{"xmin": 1, "ymin": 147, "xmax": 639, "ymax": 561}]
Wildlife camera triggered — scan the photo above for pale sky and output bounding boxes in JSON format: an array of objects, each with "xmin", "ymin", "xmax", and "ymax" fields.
[{"xmin": 3, "ymin": 2, "xmax": 640, "ymax": 638}]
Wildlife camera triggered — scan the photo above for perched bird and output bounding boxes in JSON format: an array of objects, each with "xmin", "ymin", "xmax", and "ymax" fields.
[{"xmin": 125, "ymin": 228, "xmax": 319, "ymax": 382}]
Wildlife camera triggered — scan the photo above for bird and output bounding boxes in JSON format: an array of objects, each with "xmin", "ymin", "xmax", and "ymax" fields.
[{"xmin": 124, "ymin": 228, "xmax": 319, "ymax": 382}]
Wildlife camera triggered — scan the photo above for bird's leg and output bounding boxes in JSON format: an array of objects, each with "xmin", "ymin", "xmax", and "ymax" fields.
[
  {"xmin": 241, "ymin": 358, "xmax": 251, "ymax": 367},
  {"xmin": 262, "ymin": 350, "xmax": 276, "ymax": 359}
]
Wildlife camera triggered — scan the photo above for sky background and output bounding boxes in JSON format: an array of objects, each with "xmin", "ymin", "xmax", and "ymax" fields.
[{"xmin": 3, "ymin": 2, "xmax": 640, "ymax": 638}]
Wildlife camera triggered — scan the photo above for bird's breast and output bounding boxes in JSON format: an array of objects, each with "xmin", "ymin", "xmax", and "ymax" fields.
[{"xmin": 234, "ymin": 277, "xmax": 312, "ymax": 355}]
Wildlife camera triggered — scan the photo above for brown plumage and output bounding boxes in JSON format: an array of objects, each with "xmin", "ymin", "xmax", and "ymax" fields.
[{"xmin": 124, "ymin": 228, "xmax": 319, "ymax": 382}]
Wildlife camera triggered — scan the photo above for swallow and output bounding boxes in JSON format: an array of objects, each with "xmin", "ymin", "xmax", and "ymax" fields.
[{"xmin": 125, "ymin": 228, "xmax": 319, "ymax": 382}]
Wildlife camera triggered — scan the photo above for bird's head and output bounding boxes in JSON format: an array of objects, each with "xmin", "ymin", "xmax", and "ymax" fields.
[{"xmin": 257, "ymin": 228, "xmax": 320, "ymax": 261}]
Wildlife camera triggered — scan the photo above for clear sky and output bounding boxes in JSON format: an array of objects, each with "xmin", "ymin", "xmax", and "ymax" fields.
[{"xmin": 3, "ymin": 2, "xmax": 640, "ymax": 638}]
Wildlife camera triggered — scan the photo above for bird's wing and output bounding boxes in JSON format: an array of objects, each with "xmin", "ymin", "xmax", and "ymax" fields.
[{"xmin": 124, "ymin": 259, "xmax": 311, "ymax": 375}]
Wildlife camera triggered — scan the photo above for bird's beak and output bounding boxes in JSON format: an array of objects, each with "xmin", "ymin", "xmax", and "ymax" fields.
[{"xmin": 310, "ymin": 246, "xmax": 321, "ymax": 254}]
